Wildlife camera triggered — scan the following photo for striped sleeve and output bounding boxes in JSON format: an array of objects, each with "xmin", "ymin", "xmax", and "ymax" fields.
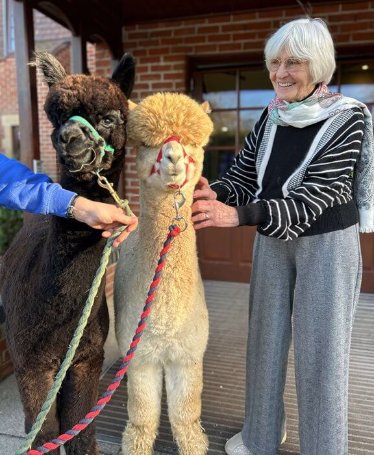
[
  {"xmin": 258, "ymin": 109, "xmax": 365, "ymax": 241},
  {"xmin": 210, "ymin": 110, "xmax": 268, "ymax": 205}
]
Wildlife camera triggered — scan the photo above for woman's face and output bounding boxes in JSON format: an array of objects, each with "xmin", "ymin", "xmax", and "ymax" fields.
[{"xmin": 269, "ymin": 50, "xmax": 316, "ymax": 102}]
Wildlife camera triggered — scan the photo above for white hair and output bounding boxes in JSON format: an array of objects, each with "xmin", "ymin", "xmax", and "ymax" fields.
[{"xmin": 264, "ymin": 18, "xmax": 336, "ymax": 84}]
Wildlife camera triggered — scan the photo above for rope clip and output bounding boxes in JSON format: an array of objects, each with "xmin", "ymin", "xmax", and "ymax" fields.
[
  {"xmin": 173, "ymin": 189, "xmax": 188, "ymax": 232},
  {"xmin": 94, "ymin": 171, "xmax": 133, "ymax": 216}
]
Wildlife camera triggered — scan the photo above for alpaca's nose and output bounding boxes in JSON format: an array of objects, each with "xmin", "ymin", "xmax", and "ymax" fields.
[
  {"xmin": 59, "ymin": 124, "xmax": 85, "ymax": 145},
  {"xmin": 163, "ymin": 142, "xmax": 183, "ymax": 164}
]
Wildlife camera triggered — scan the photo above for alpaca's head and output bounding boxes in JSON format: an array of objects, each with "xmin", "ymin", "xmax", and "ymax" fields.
[
  {"xmin": 32, "ymin": 52, "xmax": 135, "ymax": 182},
  {"xmin": 127, "ymin": 93, "xmax": 213, "ymax": 191}
]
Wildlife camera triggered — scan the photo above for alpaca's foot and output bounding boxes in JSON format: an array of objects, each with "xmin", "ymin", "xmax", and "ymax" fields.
[
  {"xmin": 122, "ymin": 422, "xmax": 157, "ymax": 455},
  {"xmin": 173, "ymin": 420, "xmax": 208, "ymax": 455}
]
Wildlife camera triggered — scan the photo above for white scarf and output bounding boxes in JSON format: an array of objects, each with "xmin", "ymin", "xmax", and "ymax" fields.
[{"xmin": 269, "ymin": 85, "xmax": 374, "ymax": 233}]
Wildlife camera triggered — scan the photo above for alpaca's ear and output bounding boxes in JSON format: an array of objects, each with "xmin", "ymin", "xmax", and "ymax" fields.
[
  {"xmin": 112, "ymin": 53, "xmax": 136, "ymax": 99},
  {"xmin": 128, "ymin": 99, "xmax": 137, "ymax": 110},
  {"xmin": 201, "ymin": 101, "xmax": 211, "ymax": 114},
  {"xmin": 30, "ymin": 51, "xmax": 66, "ymax": 87}
]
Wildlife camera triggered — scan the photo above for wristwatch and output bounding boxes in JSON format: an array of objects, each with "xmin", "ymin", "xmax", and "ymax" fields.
[{"xmin": 66, "ymin": 195, "xmax": 79, "ymax": 219}]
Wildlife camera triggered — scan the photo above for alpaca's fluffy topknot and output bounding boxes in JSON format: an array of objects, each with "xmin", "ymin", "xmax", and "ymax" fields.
[{"xmin": 127, "ymin": 92, "xmax": 213, "ymax": 148}]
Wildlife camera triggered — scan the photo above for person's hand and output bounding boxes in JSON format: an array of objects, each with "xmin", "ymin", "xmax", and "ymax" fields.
[
  {"xmin": 193, "ymin": 176, "xmax": 217, "ymax": 201},
  {"xmin": 72, "ymin": 197, "xmax": 138, "ymax": 247},
  {"xmin": 191, "ymin": 199, "xmax": 239, "ymax": 230}
]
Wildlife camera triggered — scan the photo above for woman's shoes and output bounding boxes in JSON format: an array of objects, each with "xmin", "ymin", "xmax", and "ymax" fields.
[
  {"xmin": 225, "ymin": 432, "xmax": 252, "ymax": 455},
  {"xmin": 225, "ymin": 431, "xmax": 287, "ymax": 455}
]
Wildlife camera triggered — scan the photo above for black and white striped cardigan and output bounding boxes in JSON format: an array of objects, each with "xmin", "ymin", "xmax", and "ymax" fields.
[{"xmin": 211, "ymin": 107, "xmax": 365, "ymax": 241}]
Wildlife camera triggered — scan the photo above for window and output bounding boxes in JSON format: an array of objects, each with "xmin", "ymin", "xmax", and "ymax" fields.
[
  {"xmin": 331, "ymin": 61, "xmax": 374, "ymax": 114},
  {"xmin": 4, "ymin": 0, "xmax": 15, "ymax": 55},
  {"xmin": 191, "ymin": 62, "xmax": 272, "ymax": 182},
  {"xmin": 191, "ymin": 58, "xmax": 374, "ymax": 182}
]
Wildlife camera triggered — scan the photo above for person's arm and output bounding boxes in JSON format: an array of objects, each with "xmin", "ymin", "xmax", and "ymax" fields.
[
  {"xmin": 191, "ymin": 111, "xmax": 267, "ymax": 229},
  {"xmin": 0, "ymin": 155, "xmax": 137, "ymax": 246},
  {"xmin": 192, "ymin": 109, "xmax": 364, "ymax": 234},
  {"xmin": 0, "ymin": 154, "xmax": 74, "ymax": 215}
]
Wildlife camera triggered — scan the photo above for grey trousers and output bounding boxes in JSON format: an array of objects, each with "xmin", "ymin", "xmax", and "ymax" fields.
[{"xmin": 242, "ymin": 225, "xmax": 362, "ymax": 455}]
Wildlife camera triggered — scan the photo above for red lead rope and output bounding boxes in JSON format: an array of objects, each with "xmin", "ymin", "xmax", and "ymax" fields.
[{"xmin": 28, "ymin": 224, "xmax": 181, "ymax": 455}]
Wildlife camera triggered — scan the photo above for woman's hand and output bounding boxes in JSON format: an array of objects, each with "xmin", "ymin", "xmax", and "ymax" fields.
[
  {"xmin": 191, "ymin": 199, "xmax": 239, "ymax": 230},
  {"xmin": 192, "ymin": 176, "xmax": 239, "ymax": 229},
  {"xmin": 72, "ymin": 197, "xmax": 138, "ymax": 247},
  {"xmin": 193, "ymin": 176, "xmax": 217, "ymax": 201}
]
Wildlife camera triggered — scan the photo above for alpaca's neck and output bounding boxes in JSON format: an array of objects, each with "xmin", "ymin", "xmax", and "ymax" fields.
[
  {"xmin": 138, "ymin": 184, "xmax": 194, "ymax": 235},
  {"xmin": 59, "ymin": 164, "xmax": 122, "ymax": 204}
]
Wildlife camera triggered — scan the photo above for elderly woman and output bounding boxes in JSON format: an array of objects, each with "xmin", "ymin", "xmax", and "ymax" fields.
[{"xmin": 192, "ymin": 17, "xmax": 373, "ymax": 455}]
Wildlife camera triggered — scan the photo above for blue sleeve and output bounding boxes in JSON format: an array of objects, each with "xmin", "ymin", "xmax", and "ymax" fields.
[{"xmin": 0, "ymin": 154, "xmax": 76, "ymax": 217}]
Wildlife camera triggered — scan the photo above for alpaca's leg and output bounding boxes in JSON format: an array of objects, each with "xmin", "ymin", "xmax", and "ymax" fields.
[
  {"xmin": 15, "ymin": 366, "xmax": 61, "ymax": 455},
  {"xmin": 122, "ymin": 361, "xmax": 163, "ymax": 455},
  {"xmin": 165, "ymin": 361, "xmax": 208, "ymax": 455},
  {"xmin": 60, "ymin": 357, "xmax": 103, "ymax": 455}
]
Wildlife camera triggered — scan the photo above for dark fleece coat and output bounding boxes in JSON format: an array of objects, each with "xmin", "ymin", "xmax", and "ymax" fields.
[{"xmin": 0, "ymin": 52, "xmax": 135, "ymax": 455}]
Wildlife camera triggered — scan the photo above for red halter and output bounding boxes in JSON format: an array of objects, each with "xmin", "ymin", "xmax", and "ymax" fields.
[{"xmin": 150, "ymin": 136, "xmax": 195, "ymax": 189}]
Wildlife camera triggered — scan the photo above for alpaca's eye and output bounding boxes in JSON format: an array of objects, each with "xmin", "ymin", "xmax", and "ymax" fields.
[{"xmin": 102, "ymin": 116, "xmax": 114, "ymax": 127}]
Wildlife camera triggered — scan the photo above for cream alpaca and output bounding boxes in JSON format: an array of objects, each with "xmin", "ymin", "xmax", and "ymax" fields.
[{"xmin": 114, "ymin": 92, "xmax": 213, "ymax": 455}]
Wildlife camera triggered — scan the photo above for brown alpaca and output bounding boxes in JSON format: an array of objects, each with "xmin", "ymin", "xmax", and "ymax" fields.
[{"xmin": 0, "ymin": 52, "xmax": 135, "ymax": 454}]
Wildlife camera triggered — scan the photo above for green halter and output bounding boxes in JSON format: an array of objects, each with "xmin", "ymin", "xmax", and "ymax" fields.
[{"xmin": 69, "ymin": 115, "xmax": 115, "ymax": 159}]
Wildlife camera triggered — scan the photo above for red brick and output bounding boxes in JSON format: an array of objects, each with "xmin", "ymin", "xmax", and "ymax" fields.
[
  {"xmin": 233, "ymin": 11, "xmax": 259, "ymax": 22},
  {"xmin": 218, "ymin": 43, "xmax": 243, "ymax": 52},
  {"xmin": 152, "ymin": 81, "xmax": 175, "ymax": 89},
  {"xmin": 311, "ymin": 4, "xmax": 341, "ymax": 15},
  {"xmin": 232, "ymin": 31, "xmax": 258, "ymax": 41},
  {"xmin": 139, "ymin": 56, "xmax": 162, "ymax": 64},
  {"xmin": 148, "ymin": 47, "xmax": 171, "ymax": 56},
  {"xmin": 139, "ymin": 73, "xmax": 162, "ymax": 81},
  {"xmin": 354, "ymin": 11, "xmax": 374, "ymax": 21},
  {"xmin": 151, "ymin": 64, "xmax": 173, "ymax": 72},
  {"xmin": 197, "ymin": 25, "xmax": 221, "ymax": 34},
  {"xmin": 206, "ymin": 15, "xmax": 232, "ymax": 24},
  {"xmin": 138, "ymin": 39, "xmax": 161, "ymax": 48},
  {"xmin": 351, "ymin": 31, "xmax": 374, "ymax": 41},
  {"xmin": 160, "ymin": 37, "xmax": 185, "ymax": 46},
  {"xmin": 193, "ymin": 44, "xmax": 219, "ymax": 53},
  {"xmin": 127, "ymin": 31, "xmax": 151, "ymax": 40},
  {"xmin": 341, "ymin": 1, "xmax": 371, "ymax": 11},
  {"xmin": 163, "ymin": 72, "xmax": 184, "ymax": 80},
  {"xmin": 162, "ymin": 55, "xmax": 185, "ymax": 63},
  {"xmin": 174, "ymin": 27, "xmax": 196, "ymax": 36},
  {"xmin": 207, "ymin": 34, "xmax": 232, "ymax": 42}
]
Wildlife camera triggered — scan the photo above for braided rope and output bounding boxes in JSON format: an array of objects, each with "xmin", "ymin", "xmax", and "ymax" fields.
[
  {"xmin": 16, "ymin": 229, "xmax": 124, "ymax": 455},
  {"xmin": 25, "ymin": 224, "xmax": 181, "ymax": 455}
]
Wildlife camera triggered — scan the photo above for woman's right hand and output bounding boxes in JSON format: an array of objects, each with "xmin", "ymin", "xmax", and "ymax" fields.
[{"xmin": 193, "ymin": 176, "xmax": 217, "ymax": 201}]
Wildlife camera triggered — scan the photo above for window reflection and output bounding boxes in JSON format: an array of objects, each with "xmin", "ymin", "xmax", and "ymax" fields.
[
  {"xmin": 340, "ymin": 63, "xmax": 374, "ymax": 103},
  {"xmin": 202, "ymin": 71, "xmax": 236, "ymax": 109},
  {"xmin": 209, "ymin": 111, "xmax": 236, "ymax": 147},
  {"xmin": 203, "ymin": 150, "xmax": 235, "ymax": 182},
  {"xmin": 239, "ymin": 110, "xmax": 264, "ymax": 147},
  {"xmin": 240, "ymin": 69, "xmax": 273, "ymax": 107}
]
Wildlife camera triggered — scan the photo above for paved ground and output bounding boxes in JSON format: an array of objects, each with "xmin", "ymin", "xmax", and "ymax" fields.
[{"xmin": 1, "ymin": 282, "xmax": 373, "ymax": 454}]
